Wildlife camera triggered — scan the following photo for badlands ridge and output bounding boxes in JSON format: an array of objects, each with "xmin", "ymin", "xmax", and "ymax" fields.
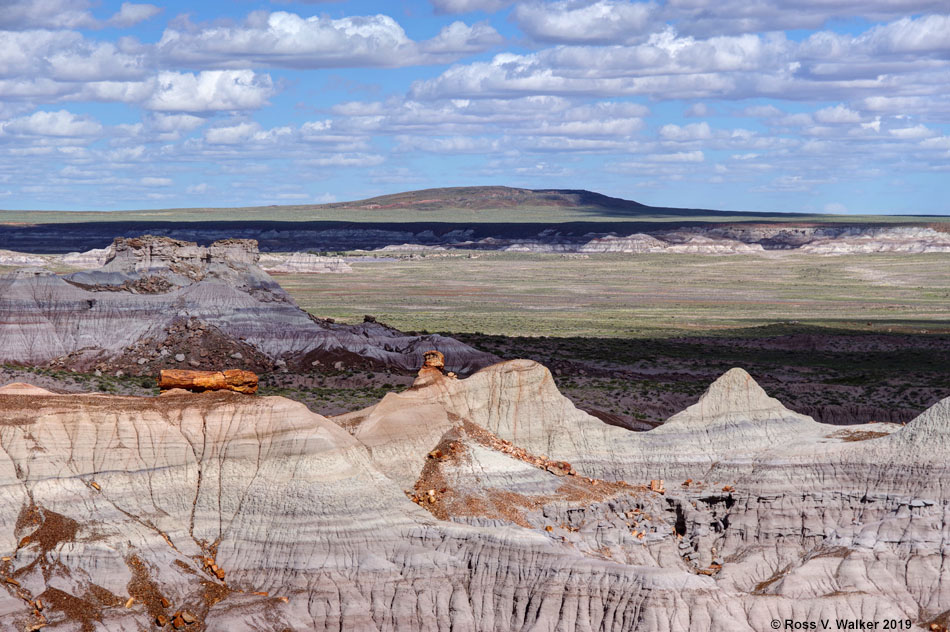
[
  {"xmin": 0, "ymin": 236, "xmax": 493, "ymax": 375},
  {"xmin": 0, "ymin": 361, "xmax": 948, "ymax": 631}
]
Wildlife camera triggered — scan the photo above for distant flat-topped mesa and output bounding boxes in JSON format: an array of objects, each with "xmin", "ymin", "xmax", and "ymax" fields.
[
  {"xmin": 0, "ymin": 235, "xmax": 495, "ymax": 374},
  {"xmin": 0, "ymin": 361, "xmax": 947, "ymax": 631},
  {"xmin": 1, "ymin": 186, "xmax": 947, "ymax": 255}
]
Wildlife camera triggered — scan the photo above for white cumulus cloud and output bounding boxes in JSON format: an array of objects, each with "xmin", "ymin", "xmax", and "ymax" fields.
[
  {"xmin": 0, "ymin": 31, "xmax": 146, "ymax": 82},
  {"xmin": 647, "ymin": 150, "xmax": 705, "ymax": 162},
  {"xmin": 662, "ymin": 0, "xmax": 949, "ymax": 36},
  {"xmin": 157, "ymin": 11, "xmax": 501, "ymax": 69},
  {"xmin": 514, "ymin": 0, "xmax": 655, "ymax": 44},
  {"xmin": 305, "ymin": 153, "xmax": 386, "ymax": 167},
  {"xmin": 814, "ymin": 104, "xmax": 862, "ymax": 123},
  {"xmin": 3, "ymin": 110, "xmax": 103, "ymax": 137},
  {"xmin": 0, "ymin": 0, "xmax": 97, "ymax": 30},
  {"xmin": 888, "ymin": 124, "xmax": 935, "ymax": 139},
  {"xmin": 660, "ymin": 122, "xmax": 712, "ymax": 141},
  {"xmin": 145, "ymin": 71, "xmax": 275, "ymax": 112},
  {"xmin": 204, "ymin": 122, "xmax": 262, "ymax": 144},
  {"xmin": 107, "ymin": 3, "xmax": 162, "ymax": 28}
]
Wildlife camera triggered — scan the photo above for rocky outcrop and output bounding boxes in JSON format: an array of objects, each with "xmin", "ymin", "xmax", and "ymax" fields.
[
  {"xmin": 5, "ymin": 245, "xmax": 352, "ymax": 275},
  {"xmin": 578, "ymin": 233, "xmax": 668, "ymax": 253},
  {"xmin": 799, "ymin": 226, "xmax": 950, "ymax": 254},
  {"xmin": 660, "ymin": 234, "xmax": 767, "ymax": 254},
  {"xmin": 0, "ymin": 250, "xmax": 47, "ymax": 267},
  {"xmin": 158, "ymin": 369, "xmax": 259, "ymax": 394},
  {"xmin": 0, "ymin": 235, "xmax": 496, "ymax": 374},
  {"xmin": 0, "ymin": 360, "xmax": 947, "ymax": 630},
  {"xmin": 97, "ymin": 236, "xmax": 260, "ymax": 280},
  {"xmin": 376, "ymin": 243, "xmax": 448, "ymax": 252},
  {"xmin": 502, "ymin": 229, "xmax": 764, "ymax": 255},
  {"xmin": 487, "ymin": 225, "xmax": 949, "ymax": 254},
  {"xmin": 60, "ymin": 246, "xmax": 111, "ymax": 269},
  {"xmin": 257, "ymin": 252, "xmax": 353, "ymax": 273}
]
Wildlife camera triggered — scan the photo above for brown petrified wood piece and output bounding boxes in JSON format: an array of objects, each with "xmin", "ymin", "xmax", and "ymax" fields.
[
  {"xmin": 422, "ymin": 350, "xmax": 445, "ymax": 369},
  {"xmin": 158, "ymin": 369, "xmax": 258, "ymax": 394}
]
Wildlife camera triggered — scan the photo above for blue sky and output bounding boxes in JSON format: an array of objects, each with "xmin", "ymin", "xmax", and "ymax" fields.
[{"xmin": 0, "ymin": 0, "xmax": 948, "ymax": 214}]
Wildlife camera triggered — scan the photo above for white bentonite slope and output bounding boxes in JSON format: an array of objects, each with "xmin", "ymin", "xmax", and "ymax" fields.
[{"xmin": 0, "ymin": 360, "xmax": 947, "ymax": 631}]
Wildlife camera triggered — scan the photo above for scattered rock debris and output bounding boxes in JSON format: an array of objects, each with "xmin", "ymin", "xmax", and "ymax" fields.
[
  {"xmin": 202, "ymin": 556, "xmax": 226, "ymax": 581},
  {"xmin": 463, "ymin": 423, "xmax": 579, "ymax": 477},
  {"xmin": 696, "ymin": 563, "xmax": 723, "ymax": 576},
  {"xmin": 826, "ymin": 428, "xmax": 891, "ymax": 442},
  {"xmin": 409, "ymin": 419, "xmax": 664, "ymax": 538}
]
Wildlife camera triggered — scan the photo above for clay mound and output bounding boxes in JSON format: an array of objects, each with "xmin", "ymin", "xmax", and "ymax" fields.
[
  {"xmin": 0, "ymin": 382, "xmax": 56, "ymax": 396},
  {"xmin": 344, "ymin": 359, "xmax": 628, "ymax": 485},
  {"xmin": 870, "ymin": 395, "xmax": 950, "ymax": 453},
  {"xmin": 347, "ymin": 362, "xmax": 848, "ymax": 487},
  {"xmin": 660, "ymin": 367, "xmax": 816, "ymax": 430}
]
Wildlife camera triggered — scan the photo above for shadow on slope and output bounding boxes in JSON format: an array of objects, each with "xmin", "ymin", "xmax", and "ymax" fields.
[{"xmin": 455, "ymin": 324, "xmax": 950, "ymax": 428}]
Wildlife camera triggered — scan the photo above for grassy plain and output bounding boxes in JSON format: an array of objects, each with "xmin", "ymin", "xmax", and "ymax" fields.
[
  {"xmin": 273, "ymin": 251, "xmax": 949, "ymax": 424},
  {"xmin": 278, "ymin": 251, "xmax": 950, "ymax": 338},
  {"xmin": 2, "ymin": 249, "xmax": 947, "ymax": 423}
]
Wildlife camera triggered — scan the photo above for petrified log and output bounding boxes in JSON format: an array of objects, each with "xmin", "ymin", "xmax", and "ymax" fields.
[{"xmin": 158, "ymin": 369, "xmax": 258, "ymax": 394}]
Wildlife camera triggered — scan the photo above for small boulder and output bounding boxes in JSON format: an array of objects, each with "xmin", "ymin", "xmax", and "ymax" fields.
[{"xmin": 423, "ymin": 350, "xmax": 445, "ymax": 370}]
